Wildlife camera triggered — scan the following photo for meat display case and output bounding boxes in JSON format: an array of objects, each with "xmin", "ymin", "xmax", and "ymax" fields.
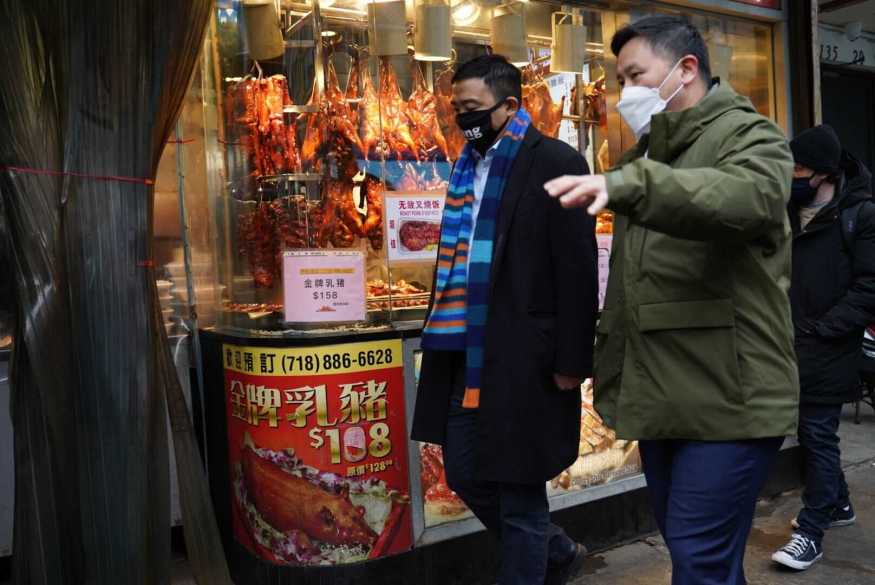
[{"xmin": 195, "ymin": 1, "xmax": 635, "ymax": 576}]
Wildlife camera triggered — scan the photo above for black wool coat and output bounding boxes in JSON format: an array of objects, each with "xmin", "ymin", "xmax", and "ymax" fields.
[
  {"xmin": 790, "ymin": 152, "xmax": 875, "ymax": 404},
  {"xmin": 411, "ymin": 127, "xmax": 599, "ymax": 484}
]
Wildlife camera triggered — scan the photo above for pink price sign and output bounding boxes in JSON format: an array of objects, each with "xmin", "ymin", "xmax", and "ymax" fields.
[{"xmin": 282, "ymin": 250, "xmax": 366, "ymax": 323}]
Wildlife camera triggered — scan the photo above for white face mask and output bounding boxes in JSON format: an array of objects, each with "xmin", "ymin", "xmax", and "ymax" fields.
[{"xmin": 616, "ymin": 59, "xmax": 686, "ymax": 140}]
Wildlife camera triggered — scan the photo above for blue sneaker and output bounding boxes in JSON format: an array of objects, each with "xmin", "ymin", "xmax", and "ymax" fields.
[
  {"xmin": 772, "ymin": 533, "xmax": 823, "ymax": 571},
  {"xmin": 791, "ymin": 502, "xmax": 856, "ymax": 529}
]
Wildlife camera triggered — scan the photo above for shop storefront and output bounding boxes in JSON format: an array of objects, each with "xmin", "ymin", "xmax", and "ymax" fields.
[
  {"xmin": 817, "ymin": 9, "xmax": 875, "ymax": 192},
  {"xmin": 0, "ymin": 0, "xmax": 796, "ymax": 579}
]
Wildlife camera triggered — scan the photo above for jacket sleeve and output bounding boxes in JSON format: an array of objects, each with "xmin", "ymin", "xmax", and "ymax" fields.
[
  {"xmin": 817, "ymin": 203, "xmax": 875, "ymax": 339},
  {"xmin": 549, "ymin": 151, "xmax": 599, "ymax": 378},
  {"xmin": 604, "ymin": 116, "xmax": 793, "ymax": 242}
]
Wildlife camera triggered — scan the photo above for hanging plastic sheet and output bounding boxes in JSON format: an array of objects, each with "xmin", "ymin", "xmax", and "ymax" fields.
[{"xmin": 0, "ymin": 1, "xmax": 231, "ymax": 584}]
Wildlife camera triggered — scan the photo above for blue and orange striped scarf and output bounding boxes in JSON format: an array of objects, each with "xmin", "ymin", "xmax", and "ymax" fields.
[{"xmin": 421, "ymin": 107, "xmax": 531, "ymax": 409}]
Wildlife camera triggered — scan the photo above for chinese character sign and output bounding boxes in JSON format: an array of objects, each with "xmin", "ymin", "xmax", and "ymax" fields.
[
  {"xmin": 224, "ymin": 339, "xmax": 412, "ymax": 565},
  {"xmin": 384, "ymin": 192, "xmax": 445, "ymax": 263},
  {"xmin": 283, "ymin": 250, "xmax": 366, "ymax": 323}
]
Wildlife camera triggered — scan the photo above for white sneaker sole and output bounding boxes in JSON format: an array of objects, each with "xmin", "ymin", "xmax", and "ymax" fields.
[
  {"xmin": 831, "ymin": 516, "xmax": 856, "ymax": 527},
  {"xmin": 772, "ymin": 550, "xmax": 823, "ymax": 571},
  {"xmin": 791, "ymin": 516, "xmax": 856, "ymax": 529}
]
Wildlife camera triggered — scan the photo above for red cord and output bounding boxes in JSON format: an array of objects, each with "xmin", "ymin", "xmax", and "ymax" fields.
[{"xmin": 1, "ymin": 165, "xmax": 155, "ymax": 186}]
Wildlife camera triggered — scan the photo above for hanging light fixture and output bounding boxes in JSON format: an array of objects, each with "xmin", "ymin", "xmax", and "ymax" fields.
[
  {"xmin": 242, "ymin": 0, "xmax": 285, "ymax": 61},
  {"xmin": 451, "ymin": 0, "xmax": 480, "ymax": 27},
  {"xmin": 368, "ymin": 0, "xmax": 409, "ymax": 56},
  {"xmin": 414, "ymin": 0, "xmax": 452, "ymax": 61},
  {"xmin": 550, "ymin": 12, "xmax": 586, "ymax": 74},
  {"xmin": 490, "ymin": 3, "xmax": 528, "ymax": 67}
]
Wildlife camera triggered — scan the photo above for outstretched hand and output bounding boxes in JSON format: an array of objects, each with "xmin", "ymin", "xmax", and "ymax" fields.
[{"xmin": 544, "ymin": 174, "xmax": 609, "ymax": 215}]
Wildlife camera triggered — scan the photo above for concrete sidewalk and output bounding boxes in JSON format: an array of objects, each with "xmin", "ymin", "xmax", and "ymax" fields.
[{"xmin": 573, "ymin": 403, "xmax": 875, "ymax": 585}]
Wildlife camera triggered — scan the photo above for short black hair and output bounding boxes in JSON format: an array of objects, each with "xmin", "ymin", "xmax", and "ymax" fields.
[
  {"xmin": 611, "ymin": 15, "xmax": 712, "ymax": 85},
  {"xmin": 452, "ymin": 54, "xmax": 522, "ymax": 102}
]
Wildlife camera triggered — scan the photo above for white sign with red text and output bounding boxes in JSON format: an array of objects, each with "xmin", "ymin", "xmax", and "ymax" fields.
[{"xmin": 383, "ymin": 192, "xmax": 445, "ymax": 263}]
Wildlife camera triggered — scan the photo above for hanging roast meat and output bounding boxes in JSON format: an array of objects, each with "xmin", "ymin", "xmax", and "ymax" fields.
[
  {"xmin": 359, "ymin": 66, "xmax": 382, "ymax": 160},
  {"xmin": 378, "ymin": 58, "xmax": 419, "ymax": 161},
  {"xmin": 238, "ymin": 201, "xmax": 278, "ymax": 288},
  {"xmin": 359, "ymin": 58, "xmax": 419, "ymax": 162},
  {"xmin": 301, "ymin": 77, "xmax": 324, "ymax": 172},
  {"xmin": 270, "ymin": 196, "xmax": 310, "ymax": 270},
  {"xmin": 583, "ymin": 75, "xmax": 607, "ymax": 126},
  {"xmin": 434, "ymin": 65, "xmax": 466, "ymax": 161},
  {"xmin": 346, "ymin": 56, "xmax": 361, "ymax": 129},
  {"xmin": 308, "ymin": 195, "xmax": 336, "ymax": 249},
  {"xmin": 228, "ymin": 75, "xmax": 301, "ymax": 178},
  {"xmin": 407, "ymin": 63, "xmax": 449, "ymax": 162},
  {"xmin": 363, "ymin": 176, "xmax": 385, "ymax": 250},
  {"xmin": 325, "ymin": 63, "xmax": 365, "ymax": 178},
  {"xmin": 522, "ymin": 65, "xmax": 564, "ymax": 139},
  {"xmin": 301, "ymin": 64, "xmax": 362, "ymax": 180},
  {"xmin": 315, "ymin": 179, "xmax": 361, "ymax": 248}
]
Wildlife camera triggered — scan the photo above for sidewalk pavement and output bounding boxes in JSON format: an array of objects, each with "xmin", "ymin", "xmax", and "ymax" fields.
[{"xmin": 573, "ymin": 403, "xmax": 875, "ymax": 585}]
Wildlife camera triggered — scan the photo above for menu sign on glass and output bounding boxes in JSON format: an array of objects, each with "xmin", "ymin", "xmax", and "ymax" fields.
[
  {"xmin": 283, "ymin": 250, "xmax": 366, "ymax": 323},
  {"xmin": 383, "ymin": 191, "xmax": 445, "ymax": 263}
]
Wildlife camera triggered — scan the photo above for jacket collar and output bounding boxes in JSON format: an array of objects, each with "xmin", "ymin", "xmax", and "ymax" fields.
[{"xmin": 647, "ymin": 82, "xmax": 756, "ymax": 163}]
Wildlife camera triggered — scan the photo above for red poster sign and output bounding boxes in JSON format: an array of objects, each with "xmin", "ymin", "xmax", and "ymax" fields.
[{"xmin": 223, "ymin": 339, "xmax": 412, "ymax": 566}]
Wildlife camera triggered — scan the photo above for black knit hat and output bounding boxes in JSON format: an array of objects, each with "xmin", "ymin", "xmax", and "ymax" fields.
[{"xmin": 790, "ymin": 124, "xmax": 842, "ymax": 174}]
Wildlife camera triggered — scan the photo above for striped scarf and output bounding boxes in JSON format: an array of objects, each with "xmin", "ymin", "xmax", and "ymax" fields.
[{"xmin": 421, "ymin": 108, "xmax": 531, "ymax": 409}]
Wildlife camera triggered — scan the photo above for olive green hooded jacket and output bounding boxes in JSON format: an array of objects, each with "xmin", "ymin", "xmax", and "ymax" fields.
[{"xmin": 595, "ymin": 82, "xmax": 799, "ymax": 440}]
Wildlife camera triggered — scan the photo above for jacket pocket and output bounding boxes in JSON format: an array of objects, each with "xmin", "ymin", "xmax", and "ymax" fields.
[
  {"xmin": 638, "ymin": 299, "xmax": 735, "ymax": 331},
  {"xmin": 637, "ymin": 299, "xmax": 744, "ymax": 405}
]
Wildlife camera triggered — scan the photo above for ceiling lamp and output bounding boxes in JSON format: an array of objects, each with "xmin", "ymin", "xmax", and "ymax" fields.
[
  {"xmin": 490, "ymin": 4, "xmax": 528, "ymax": 67},
  {"xmin": 414, "ymin": 0, "xmax": 452, "ymax": 61},
  {"xmin": 242, "ymin": 0, "xmax": 285, "ymax": 61},
  {"xmin": 550, "ymin": 12, "xmax": 586, "ymax": 74},
  {"xmin": 368, "ymin": 0, "xmax": 409, "ymax": 56},
  {"xmin": 451, "ymin": 0, "xmax": 480, "ymax": 26}
]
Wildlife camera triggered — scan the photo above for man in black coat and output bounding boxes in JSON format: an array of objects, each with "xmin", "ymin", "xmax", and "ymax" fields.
[
  {"xmin": 410, "ymin": 55, "xmax": 599, "ymax": 585},
  {"xmin": 773, "ymin": 125, "xmax": 875, "ymax": 571}
]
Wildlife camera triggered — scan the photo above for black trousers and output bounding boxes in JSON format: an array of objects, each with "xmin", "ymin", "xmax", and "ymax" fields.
[
  {"xmin": 797, "ymin": 402, "xmax": 851, "ymax": 543},
  {"xmin": 441, "ymin": 352, "xmax": 575, "ymax": 585}
]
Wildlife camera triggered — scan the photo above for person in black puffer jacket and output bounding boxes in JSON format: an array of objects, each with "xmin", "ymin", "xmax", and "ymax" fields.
[{"xmin": 773, "ymin": 124, "xmax": 875, "ymax": 571}]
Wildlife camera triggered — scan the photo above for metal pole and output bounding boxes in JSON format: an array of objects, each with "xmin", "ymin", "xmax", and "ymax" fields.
[{"xmin": 175, "ymin": 118, "xmax": 210, "ymax": 468}]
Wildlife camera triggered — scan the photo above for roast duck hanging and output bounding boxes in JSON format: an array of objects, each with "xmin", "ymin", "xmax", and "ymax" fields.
[
  {"xmin": 229, "ymin": 58, "xmax": 567, "ymax": 289},
  {"xmin": 228, "ymin": 75, "xmax": 302, "ymax": 178}
]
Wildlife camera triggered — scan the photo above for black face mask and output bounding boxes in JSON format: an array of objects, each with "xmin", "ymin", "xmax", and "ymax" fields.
[
  {"xmin": 456, "ymin": 101, "xmax": 506, "ymax": 155},
  {"xmin": 790, "ymin": 174, "xmax": 818, "ymax": 205}
]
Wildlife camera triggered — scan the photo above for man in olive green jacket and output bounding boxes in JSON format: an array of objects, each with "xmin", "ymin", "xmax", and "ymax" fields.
[{"xmin": 545, "ymin": 15, "xmax": 798, "ymax": 585}]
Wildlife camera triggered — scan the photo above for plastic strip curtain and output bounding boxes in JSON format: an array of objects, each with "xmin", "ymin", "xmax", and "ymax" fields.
[{"xmin": 0, "ymin": 2, "xmax": 231, "ymax": 584}]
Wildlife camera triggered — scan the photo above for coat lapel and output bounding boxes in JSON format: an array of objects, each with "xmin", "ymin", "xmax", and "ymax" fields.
[{"xmin": 490, "ymin": 127, "xmax": 541, "ymax": 287}]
